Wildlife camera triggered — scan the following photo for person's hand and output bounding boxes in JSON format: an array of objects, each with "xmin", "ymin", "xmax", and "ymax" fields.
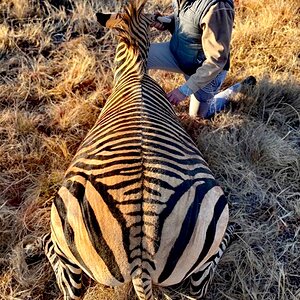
[
  {"xmin": 150, "ymin": 12, "xmax": 167, "ymax": 31},
  {"xmin": 167, "ymin": 88, "xmax": 187, "ymax": 105}
]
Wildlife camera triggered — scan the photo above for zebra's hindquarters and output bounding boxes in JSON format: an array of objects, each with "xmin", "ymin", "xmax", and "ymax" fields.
[
  {"xmin": 150, "ymin": 185, "xmax": 229, "ymax": 287},
  {"xmin": 49, "ymin": 182, "xmax": 135, "ymax": 287}
]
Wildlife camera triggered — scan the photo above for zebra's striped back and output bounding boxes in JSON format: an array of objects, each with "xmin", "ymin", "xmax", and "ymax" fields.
[{"xmin": 48, "ymin": 1, "xmax": 230, "ymax": 299}]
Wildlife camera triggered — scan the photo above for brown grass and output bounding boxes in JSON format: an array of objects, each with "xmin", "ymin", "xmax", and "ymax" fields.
[{"xmin": 0, "ymin": 0, "xmax": 299, "ymax": 299}]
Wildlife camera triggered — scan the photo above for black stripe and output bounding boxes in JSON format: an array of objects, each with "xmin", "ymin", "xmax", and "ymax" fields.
[
  {"xmin": 184, "ymin": 194, "xmax": 228, "ymax": 280},
  {"xmin": 129, "ymin": 220, "xmax": 155, "ymax": 228},
  {"xmin": 65, "ymin": 180, "xmax": 125, "ymax": 282},
  {"xmin": 130, "ymin": 248, "xmax": 152, "ymax": 259},
  {"xmin": 142, "ymin": 277, "xmax": 150, "ymax": 283},
  {"xmin": 98, "ymin": 101, "xmax": 141, "ymax": 121},
  {"xmin": 130, "ymin": 265, "xmax": 139, "ymax": 275},
  {"xmin": 104, "ymin": 90, "xmax": 140, "ymax": 105},
  {"xmin": 142, "ymin": 268, "xmax": 151, "ymax": 276},
  {"xmin": 81, "ymin": 120, "xmax": 141, "ymax": 148},
  {"xmin": 124, "ymin": 187, "xmax": 142, "ymax": 196},
  {"xmin": 145, "ymin": 288, "xmax": 152, "ymax": 297},
  {"xmin": 116, "ymin": 199, "xmax": 142, "ymax": 206},
  {"xmin": 141, "ymin": 137, "xmax": 201, "ymax": 160},
  {"xmin": 142, "ymin": 165, "xmax": 202, "ymax": 180},
  {"xmin": 144, "ymin": 160, "xmax": 210, "ymax": 177},
  {"xmin": 151, "ymin": 178, "xmax": 197, "ymax": 256},
  {"xmin": 142, "ymin": 258, "xmax": 156, "ymax": 270},
  {"xmin": 62, "ymin": 268, "xmax": 82, "ymax": 297},
  {"xmin": 158, "ymin": 179, "xmax": 220, "ymax": 283},
  {"xmin": 91, "ymin": 138, "xmax": 141, "ymax": 154},
  {"xmin": 78, "ymin": 173, "xmax": 137, "ymax": 264},
  {"xmin": 60, "ymin": 277, "xmax": 72, "ymax": 298},
  {"xmin": 144, "ymin": 185, "xmax": 161, "ymax": 197},
  {"xmin": 78, "ymin": 132, "xmax": 142, "ymax": 157},
  {"xmin": 56, "ymin": 251, "xmax": 81, "ymax": 272},
  {"xmin": 73, "ymin": 158, "xmax": 142, "ymax": 173},
  {"xmin": 53, "ymin": 195, "xmax": 94, "ymax": 278},
  {"xmin": 80, "ymin": 150, "xmax": 141, "ymax": 161},
  {"xmin": 191, "ymin": 255, "xmax": 217, "ymax": 282}
]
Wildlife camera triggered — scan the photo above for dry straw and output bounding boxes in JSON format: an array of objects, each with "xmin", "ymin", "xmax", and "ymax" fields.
[{"xmin": 0, "ymin": 0, "xmax": 299, "ymax": 299}]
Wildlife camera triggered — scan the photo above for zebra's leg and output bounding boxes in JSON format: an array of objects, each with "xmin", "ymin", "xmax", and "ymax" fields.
[
  {"xmin": 42, "ymin": 233, "xmax": 83, "ymax": 300},
  {"xmin": 188, "ymin": 223, "xmax": 237, "ymax": 299}
]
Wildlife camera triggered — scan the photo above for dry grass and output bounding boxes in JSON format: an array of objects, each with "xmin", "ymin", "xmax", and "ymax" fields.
[{"xmin": 0, "ymin": 0, "xmax": 299, "ymax": 299}]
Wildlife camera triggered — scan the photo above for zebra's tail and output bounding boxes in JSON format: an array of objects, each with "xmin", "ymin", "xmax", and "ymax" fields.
[{"xmin": 132, "ymin": 271, "xmax": 154, "ymax": 300}]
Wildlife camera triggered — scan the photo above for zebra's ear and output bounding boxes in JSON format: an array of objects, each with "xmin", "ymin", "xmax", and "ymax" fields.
[
  {"xmin": 96, "ymin": 13, "xmax": 112, "ymax": 27},
  {"xmin": 96, "ymin": 12, "xmax": 124, "ymax": 29}
]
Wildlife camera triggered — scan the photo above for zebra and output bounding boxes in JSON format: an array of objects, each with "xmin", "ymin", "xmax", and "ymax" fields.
[{"xmin": 43, "ymin": 0, "xmax": 237, "ymax": 299}]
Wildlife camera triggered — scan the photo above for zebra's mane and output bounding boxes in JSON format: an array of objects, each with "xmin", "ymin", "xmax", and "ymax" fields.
[{"xmin": 116, "ymin": 0, "xmax": 148, "ymax": 49}]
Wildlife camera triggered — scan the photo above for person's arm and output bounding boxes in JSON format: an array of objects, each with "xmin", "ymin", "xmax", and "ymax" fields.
[{"xmin": 181, "ymin": 2, "xmax": 234, "ymax": 94}]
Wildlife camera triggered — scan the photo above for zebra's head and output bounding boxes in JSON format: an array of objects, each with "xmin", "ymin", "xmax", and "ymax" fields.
[{"xmin": 96, "ymin": 0, "xmax": 152, "ymax": 75}]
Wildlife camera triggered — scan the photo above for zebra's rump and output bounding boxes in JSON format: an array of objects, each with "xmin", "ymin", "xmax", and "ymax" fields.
[{"xmin": 50, "ymin": 76, "xmax": 228, "ymax": 287}]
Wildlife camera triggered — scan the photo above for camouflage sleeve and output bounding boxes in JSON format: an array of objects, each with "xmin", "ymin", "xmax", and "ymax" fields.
[{"xmin": 185, "ymin": 2, "xmax": 234, "ymax": 93}]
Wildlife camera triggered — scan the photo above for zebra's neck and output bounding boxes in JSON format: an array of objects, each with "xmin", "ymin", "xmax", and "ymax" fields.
[{"xmin": 113, "ymin": 41, "xmax": 147, "ymax": 87}]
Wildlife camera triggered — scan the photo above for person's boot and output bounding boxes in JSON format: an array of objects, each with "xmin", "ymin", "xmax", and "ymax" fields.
[
  {"xmin": 241, "ymin": 75, "xmax": 257, "ymax": 87},
  {"xmin": 204, "ymin": 76, "xmax": 257, "ymax": 119}
]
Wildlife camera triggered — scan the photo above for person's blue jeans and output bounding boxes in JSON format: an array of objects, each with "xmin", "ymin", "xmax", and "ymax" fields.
[{"xmin": 147, "ymin": 42, "xmax": 233, "ymax": 118}]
